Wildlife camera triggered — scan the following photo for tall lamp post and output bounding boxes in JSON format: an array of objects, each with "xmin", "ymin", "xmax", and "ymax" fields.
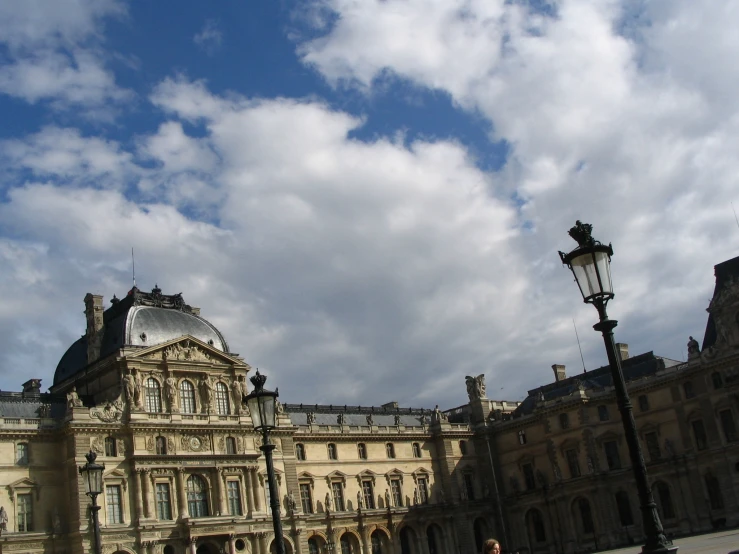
[
  {"xmin": 245, "ymin": 370, "xmax": 286, "ymax": 554},
  {"xmin": 558, "ymin": 221, "xmax": 677, "ymax": 554},
  {"xmin": 78, "ymin": 450, "xmax": 105, "ymax": 554}
]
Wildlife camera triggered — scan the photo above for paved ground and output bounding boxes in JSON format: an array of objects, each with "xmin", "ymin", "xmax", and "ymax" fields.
[{"xmin": 600, "ymin": 529, "xmax": 739, "ymax": 554}]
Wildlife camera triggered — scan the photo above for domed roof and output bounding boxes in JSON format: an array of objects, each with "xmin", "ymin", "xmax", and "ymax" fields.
[{"xmin": 54, "ymin": 286, "xmax": 228, "ymax": 385}]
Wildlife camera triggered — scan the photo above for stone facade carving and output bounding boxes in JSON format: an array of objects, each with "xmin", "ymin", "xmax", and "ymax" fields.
[
  {"xmin": 164, "ymin": 340, "xmax": 212, "ymax": 362},
  {"xmin": 90, "ymin": 398, "xmax": 123, "ymax": 422},
  {"xmin": 67, "ymin": 386, "xmax": 83, "ymax": 409},
  {"xmin": 165, "ymin": 376, "xmax": 179, "ymax": 411},
  {"xmin": 465, "ymin": 374, "xmax": 486, "ymax": 400}
]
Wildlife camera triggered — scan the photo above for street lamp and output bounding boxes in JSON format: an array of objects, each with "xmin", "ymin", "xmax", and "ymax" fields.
[
  {"xmin": 78, "ymin": 450, "xmax": 104, "ymax": 554},
  {"xmin": 559, "ymin": 221, "xmax": 677, "ymax": 554},
  {"xmin": 244, "ymin": 370, "xmax": 285, "ymax": 554}
]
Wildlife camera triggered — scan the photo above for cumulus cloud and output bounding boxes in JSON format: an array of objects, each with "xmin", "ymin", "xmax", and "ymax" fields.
[
  {"xmin": 0, "ymin": 0, "xmax": 131, "ymax": 116},
  {"xmin": 297, "ymin": 0, "xmax": 739, "ymax": 373}
]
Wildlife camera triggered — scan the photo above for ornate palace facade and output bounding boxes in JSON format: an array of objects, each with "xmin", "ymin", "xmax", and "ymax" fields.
[{"xmin": 0, "ymin": 255, "xmax": 738, "ymax": 554}]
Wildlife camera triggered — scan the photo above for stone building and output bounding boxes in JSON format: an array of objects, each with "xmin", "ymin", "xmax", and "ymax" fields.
[
  {"xmin": 1, "ymin": 255, "xmax": 738, "ymax": 554},
  {"xmin": 472, "ymin": 255, "xmax": 739, "ymax": 553},
  {"xmin": 0, "ymin": 286, "xmax": 501, "ymax": 554}
]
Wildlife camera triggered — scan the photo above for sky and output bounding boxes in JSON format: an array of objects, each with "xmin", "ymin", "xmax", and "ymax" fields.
[{"xmin": 0, "ymin": 0, "xmax": 737, "ymax": 408}]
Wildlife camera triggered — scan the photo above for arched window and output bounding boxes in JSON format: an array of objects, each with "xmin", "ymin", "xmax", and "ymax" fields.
[
  {"xmin": 295, "ymin": 443, "xmax": 306, "ymax": 461},
  {"xmin": 654, "ymin": 482, "xmax": 675, "ymax": 520},
  {"xmin": 308, "ymin": 538, "xmax": 320, "ymax": 554},
  {"xmin": 358, "ymin": 443, "xmax": 367, "ymax": 459},
  {"xmin": 371, "ymin": 531, "xmax": 385, "ymax": 554},
  {"xmin": 526, "ymin": 509, "xmax": 546, "ymax": 542},
  {"xmin": 577, "ymin": 498, "xmax": 595, "ymax": 534},
  {"xmin": 186, "ymin": 475, "xmax": 209, "ymax": 517},
  {"xmin": 412, "ymin": 443, "xmax": 422, "ymax": 458},
  {"xmin": 215, "ymin": 382, "xmax": 230, "ymax": 415},
  {"xmin": 340, "ymin": 535, "xmax": 352, "ymax": 554},
  {"xmin": 386, "ymin": 443, "xmax": 395, "ymax": 459},
  {"xmin": 705, "ymin": 473, "xmax": 724, "ymax": 510},
  {"xmin": 145, "ymin": 378, "xmax": 162, "ymax": 413},
  {"xmin": 615, "ymin": 491, "xmax": 634, "ymax": 526},
  {"xmin": 104, "ymin": 437, "xmax": 117, "ymax": 457},
  {"xmin": 226, "ymin": 437, "xmax": 237, "ymax": 455},
  {"xmin": 156, "ymin": 436, "xmax": 167, "ymax": 455},
  {"xmin": 459, "ymin": 441, "xmax": 467, "ymax": 455},
  {"xmin": 712, "ymin": 372, "xmax": 724, "ymax": 389},
  {"xmin": 179, "ymin": 380, "xmax": 196, "ymax": 414},
  {"xmin": 327, "ymin": 443, "xmax": 338, "ymax": 460}
]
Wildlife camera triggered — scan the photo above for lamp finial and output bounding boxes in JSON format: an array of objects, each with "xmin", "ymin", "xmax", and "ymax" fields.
[{"xmin": 568, "ymin": 220, "xmax": 595, "ymax": 247}]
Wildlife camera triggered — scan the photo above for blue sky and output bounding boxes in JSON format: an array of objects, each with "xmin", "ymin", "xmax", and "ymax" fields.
[{"xmin": 0, "ymin": 0, "xmax": 738, "ymax": 406}]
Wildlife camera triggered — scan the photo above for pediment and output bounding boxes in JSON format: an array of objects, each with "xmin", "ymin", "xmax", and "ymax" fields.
[
  {"xmin": 127, "ymin": 336, "xmax": 249, "ymax": 367},
  {"xmin": 412, "ymin": 467, "xmax": 431, "ymax": 477},
  {"xmin": 595, "ymin": 430, "xmax": 621, "ymax": 443},
  {"xmin": 385, "ymin": 468, "xmax": 404, "ymax": 477},
  {"xmin": 105, "ymin": 469, "xmax": 126, "ymax": 479},
  {"xmin": 8, "ymin": 477, "xmax": 37, "ymax": 490},
  {"xmin": 326, "ymin": 470, "xmax": 348, "ymax": 479}
]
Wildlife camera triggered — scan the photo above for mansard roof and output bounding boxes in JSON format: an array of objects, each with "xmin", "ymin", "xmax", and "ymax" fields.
[{"xmin": 54, "ymin": 286, "xmax": 229, "ymax": 385}]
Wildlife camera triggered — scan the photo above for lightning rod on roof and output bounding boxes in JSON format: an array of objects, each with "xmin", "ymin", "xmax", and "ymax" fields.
[
  {"xmin": 573, "ymin": 318, "xmax": 587, "ymax": 373},
  {"xmin": 132, "ymin": 247, "xmax": 136, "ymax": 288},
  {"xmin": 733, "ymin": 202, "xmax": 739, "ymax": 232}
]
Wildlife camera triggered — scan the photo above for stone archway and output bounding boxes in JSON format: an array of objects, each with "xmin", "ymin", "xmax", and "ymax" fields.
[{"xmin": 196, "ymin": 542, "xmax": 220, "ymax": 554}]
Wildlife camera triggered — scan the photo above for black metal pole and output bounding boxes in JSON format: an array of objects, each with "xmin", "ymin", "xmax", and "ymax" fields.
[
  {"xmin": 90, "ymin": 493, "xmax": 102, "ymax": 554},
  {"xmin": 593, "ymin": 300, "xmax": 677, "ymax": 554},
  {"xmin": 261, "ymin": 430, "xmax": 286, "ymax": 554}
]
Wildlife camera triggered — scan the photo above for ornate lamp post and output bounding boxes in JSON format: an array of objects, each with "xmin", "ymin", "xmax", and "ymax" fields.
[
  {"xmin": 245, "ymin": 370, "xmax": 285, "ymax": 554},
  {"xmin": 559, "ymin": 221, "xmax": 677, "ymax": 554},
  {"xmin": 78, "ymin": 450, "xmax": 105, "ymax": 554}
]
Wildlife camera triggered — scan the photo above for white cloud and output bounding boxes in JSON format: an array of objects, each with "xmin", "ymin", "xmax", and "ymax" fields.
[
  {"xmin": 0, "ymin": 0, "xmax": 131, "ymax": 115},
  {"xmin": 194, "ymin": 19, "xmax": 223, "ymax": 55}
]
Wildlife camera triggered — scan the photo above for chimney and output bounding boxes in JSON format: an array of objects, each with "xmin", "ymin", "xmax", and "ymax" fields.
[
  {"xmin": 616, "ymin": 343, "xmax": 629, "ymax": 361},
  {"xmin": 84, "ymin": 293, "xmax": 104, "ymax": 363},
  {"xmin": 22, "ymin": 379, "xmax": 42, "ymax": 394},
  {"xmin": 552, "ymin": 364, "xmax": 566, "ymax": 382},
  {"xmin": 382, "ymin": 401, "xmax": 399, "ymax": 409}
]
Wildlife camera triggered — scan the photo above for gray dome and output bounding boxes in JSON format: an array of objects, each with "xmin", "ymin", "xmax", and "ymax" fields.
[
  {"xmin": 126, "ymin": 306, "xmax": 226, "ymax": 349},
  {"xmin": 54, "ymin": 286, "xmax": 228, "ymax": 385}
]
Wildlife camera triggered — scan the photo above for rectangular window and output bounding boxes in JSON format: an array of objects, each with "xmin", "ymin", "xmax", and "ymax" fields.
[
  {"xmin": 638, "ymin": 395, "xmax": 649, "ymax": 412},
  {"xmin": 362, "ymin": 480, "xmax": 375, "ymax": 509},
  {"xmin": 332, "ymin": 482, "xmax": 345, "ymax": 512},
  {"xmin": 17, "ymin": 493, "xmax": 32, "ymax": 532},
  {"xmin": 391, "ymin": 480, "xmax": 403, "ymax": 507},
  {"xmin": 559, "ymin": 413, "xmax": 570, "ymax": 430},
  {"xmin": 227, "ymin": 481, "xmax": 243, "ymax": 516},
  {"xmin": 463, "ymin": 473, "xmax": 475, "ymax": 500},
  {"xmin": 604, "ymin": 441, "xmax": 621, "ymax": 470},
  {"xmin": 106, "ymin": 485, "xmax": 123, "ymax": 524},
  {"xmin": 522, "ymin": 463, "xmax": 536, "ymax": 490},
  {"xmin": 720, "ymin": 410, "xmax": 737, "ymax": 442},
  {"xmin": 566, "ymin": 449, "xmax": 580, "ymax": 478},
  {"xmin": 692, "ymin": 420, "xmax": 708, "ymax": 450},
  {"xmin": 417, "ymin": 477, "xmax": 429, "ymax": 503},
  {"xmin": 156, "ymin": 483, "xmax": 172, "ymax": 520},
  {"xmin": 104, "ymin": 437, "xmax": 117, "ymax": 457},
  {"xmin": 645, "ymin": 432, "xmax": 661, "ymax": 461},
  {"xmin": 16, "ymin": 443, "xmax": 28, "ymax": 465},
  {"xmin": 413, "ymin": 443, "xmax": 422, "ymax": 458},
  {"xmin": 300, "ymin": 483, "xmax": 313, "ymax": 514},
  {"xmin": 598, "ymin": 405, "xmax": 609, "ymax": 422}
]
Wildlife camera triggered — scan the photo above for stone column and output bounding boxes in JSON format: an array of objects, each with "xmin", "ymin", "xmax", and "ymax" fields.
[
  {"xmin": 142, "ymin": 468, "xmax": 154, "ymax": 518},
  {"xmin": 216, "ymin": 467, "xmax": 228, "ymax": 516},
  {"xmin": 293, "ymin": 528, "xmax": 304, "ymax": 554},
  {"xmin": 251, "ymin": 468, "xmax": 262, "ymax": 512},
  {"xmin": 176, "ymin": 467, "xmax": 188, "ymax": 519},
  {"xmin": 188, "ymin": 536, "xmax": 198, "ymax": 554},
  {"xmin": 134, "ymin": 468, "xmax": 145, "ymax": 522},
  {"xmin": 257, "ymin": 532, "xmax": 269, "ymax": 554},
  {"xmin": 228, "ymin": 533, "xmax": 237, "ymax": 554},
  {"xmin": 244, "ymin": 467, "xmax": 254, "ymax": 516}
]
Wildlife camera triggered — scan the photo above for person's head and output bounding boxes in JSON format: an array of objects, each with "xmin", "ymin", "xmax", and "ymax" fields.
[{"xmin": 482, "ymin": 539, "xmax": 501, "ymax": 554}]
